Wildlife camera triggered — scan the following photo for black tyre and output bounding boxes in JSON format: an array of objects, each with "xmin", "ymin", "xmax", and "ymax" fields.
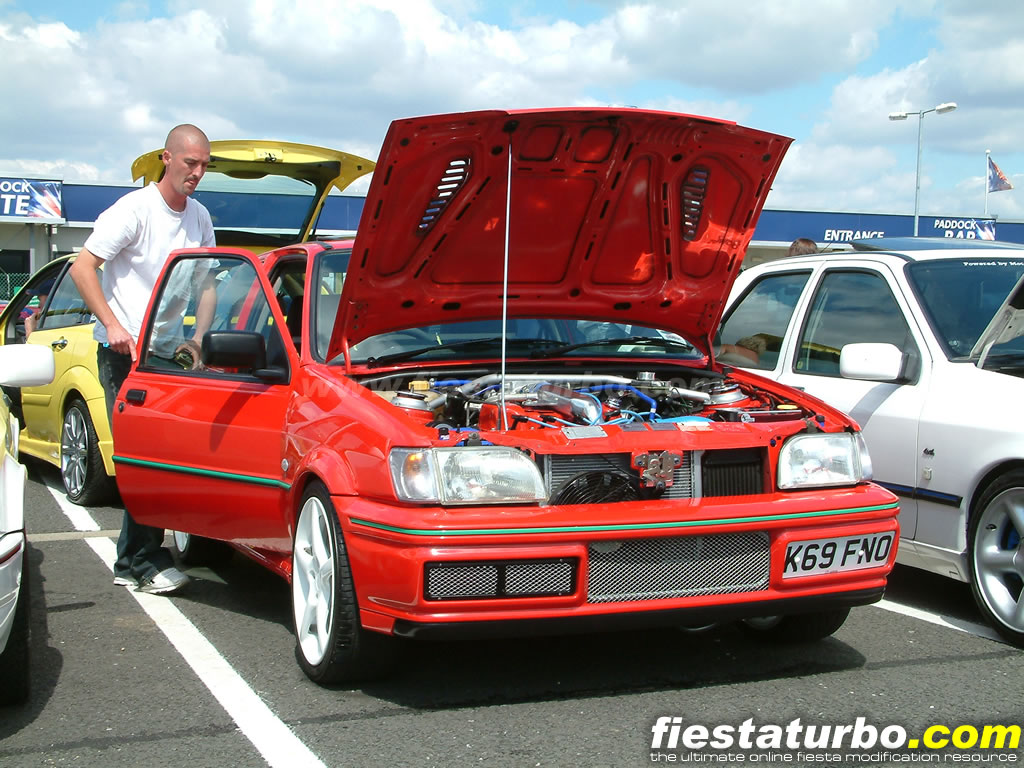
[
  {"xmin": 60, "ymin": 399, "xmax": 115, "ymax": 506},
  {"xmin": 170, "ymin": 530, "xmax": 230, "ymax": 566},
  {"xmin": 0, "ymin": 550, "xmax": 31, "ymax": 706},
  {"xmin": 738, "ymin": 608, "xmax": 850, "ymax": 643},
  {"xmin": 291, "ymin": 481, "xmax": 394, "ymax": 684},
  {"xmin": 968, "ymin": 471, "xmax": 1024, "ymax": 647}
]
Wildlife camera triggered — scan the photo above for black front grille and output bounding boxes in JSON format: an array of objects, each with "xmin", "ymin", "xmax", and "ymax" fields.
[
  {"xmin": 425, "ymin": 558, "xmax": 576, "ymax": 600},
  {"xmin": 701, "ymin": 448, "xmax": 765, "ymax": 497},
  {"xmin": 543, "ymin": 453, "xmax": 695, "ymax": 500}
]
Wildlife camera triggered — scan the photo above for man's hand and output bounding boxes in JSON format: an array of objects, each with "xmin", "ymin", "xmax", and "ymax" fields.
[
  {"xmin": 174, "ymin": 338, "xmax": 203, "ymax": 370},
  {"xmin": 105, "ymin": 321, "xmax": 138, "ymax": 361},
  {"xmin": 24, "ymin": 309, "xmax": 40, "ymax": 336}
]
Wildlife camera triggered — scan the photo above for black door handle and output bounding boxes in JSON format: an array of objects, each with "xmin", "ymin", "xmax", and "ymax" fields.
[{"xmin": 125, "ymin": 389, "xmax": 147, "ymax": 404}]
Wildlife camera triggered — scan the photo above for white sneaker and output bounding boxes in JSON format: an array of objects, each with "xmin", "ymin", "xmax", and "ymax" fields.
[
  {"xmin": 113, "ymin": 575, "xmax": 138, "ymax": 587},
  {"xmin": 138, "ymin": 567, "xmax": 190, "ymax": 595}
]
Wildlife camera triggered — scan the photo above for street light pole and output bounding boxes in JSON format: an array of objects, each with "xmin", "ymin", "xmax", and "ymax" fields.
[{"xmin": 888, "ymin": 102, "xmax": 958, "ymax": 236}]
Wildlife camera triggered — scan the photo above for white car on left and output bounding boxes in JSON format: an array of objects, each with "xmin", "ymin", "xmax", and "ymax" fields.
[{"xmin": 0, "ymin": 343, "xmax": 54, "ymax": 705}]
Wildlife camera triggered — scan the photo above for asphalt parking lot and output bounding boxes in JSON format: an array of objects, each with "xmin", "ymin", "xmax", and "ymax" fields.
[{"xmin": 1, "ymin": 461, "xmax": 1021, "ymax": 768}]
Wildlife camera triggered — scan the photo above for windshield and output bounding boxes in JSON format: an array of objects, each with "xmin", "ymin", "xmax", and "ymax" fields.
[
  {"xmin": 347, "ymin": 321, "xmax": 700, "ymax": 367},
  {"xmin": 193, "ymin": 172, "xmax": 321, "ymax": 248},
  {"xmin": 309, "ymin": 249, "xmax": 703, "ymax": 366},
  {"xmin": 907, "ymin": 258, "xmax": 1024, "ymax": 360}
]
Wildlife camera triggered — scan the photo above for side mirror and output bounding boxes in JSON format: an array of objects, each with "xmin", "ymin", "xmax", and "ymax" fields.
[
  {"xmin": 201, "ymin": 331, "xmax": 288, "ymax": 384},
  {"xmin": 0, "ymin": 344, "xmax": 55, "ymax": 387},
  {"xmin": 202, "ymin": 330, "xmax": 267, "ymax": 369},
  {"xmin": 839, "ymin": 343, "xmax": 906, "ymax": 382}
]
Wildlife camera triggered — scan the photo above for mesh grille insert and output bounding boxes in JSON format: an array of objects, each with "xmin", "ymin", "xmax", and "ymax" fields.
[
  {"xmin": 587, "ymin": 532, "xmax": 769, "ymax": 603},
  {"xmin": 425, "ymin": 558, "xmax": 576, "ymax": 600}
]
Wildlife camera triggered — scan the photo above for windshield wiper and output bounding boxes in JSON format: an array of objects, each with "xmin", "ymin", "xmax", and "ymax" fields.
[
  {"xmin": 366, "ymin": 337, "xmax": 565, "ymax": 368},
  {"xmin": 530, "ymin": 336, "xmax": 697, "ymax": 359},
  {"xmin": 971, "ymin": 351, "xmax": 1024, "ymax": 370}
]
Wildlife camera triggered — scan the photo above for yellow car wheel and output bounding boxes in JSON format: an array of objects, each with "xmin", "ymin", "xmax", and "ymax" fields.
[{"xmin": 60, "ymin": 399, "xmax": 115, "ymax": 506}]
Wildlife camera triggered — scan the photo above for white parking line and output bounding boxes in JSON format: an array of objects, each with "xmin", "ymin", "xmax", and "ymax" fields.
[
  {"xmin": 44, "ymin": 481, "xmax": 327, "ymax": 768},
  {"xmin": 874, "ymin": 598, "xmax": 1004, "ymax": 643}
]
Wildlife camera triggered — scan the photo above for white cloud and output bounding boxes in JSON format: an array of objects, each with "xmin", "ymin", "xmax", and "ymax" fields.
[
  {"xmin": 0, "ymin": 0, "xmax": 1021, "ymax": 224},
  {"xmin": 608, "ymin": 0, "xmax": 893, "ymax": 93}
]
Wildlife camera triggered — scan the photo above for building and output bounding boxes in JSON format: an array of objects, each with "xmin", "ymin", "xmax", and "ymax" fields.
[{"xmin": 2, "ymin": 176, "xmax": 1022, "ymax": 297}]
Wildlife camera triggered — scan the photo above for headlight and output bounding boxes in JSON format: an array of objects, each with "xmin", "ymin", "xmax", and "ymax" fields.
[
  {"xmin": 777, "ymin": 432, "xmax": 871, "ymax": 490},
  {"xmin": 389, "ymin": 446, "xmax": 547, "ymax": 505}
]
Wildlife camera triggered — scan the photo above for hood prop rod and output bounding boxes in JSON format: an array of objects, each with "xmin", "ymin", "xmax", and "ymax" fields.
[{"xmin": 499, "ymin": 138, "xmax": 513, "ymax": 431}]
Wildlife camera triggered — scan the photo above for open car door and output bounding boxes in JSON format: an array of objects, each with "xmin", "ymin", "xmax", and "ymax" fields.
[{"xmin": 113, "ymin": 248, "xmax": 295, "ymax": 550}]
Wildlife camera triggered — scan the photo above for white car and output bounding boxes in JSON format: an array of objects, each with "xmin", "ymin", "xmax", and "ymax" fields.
[
  {"xmin": 718, "ymin": 238, "xmax": 1024, "ymax": 646},
  {"xmin": 0, "ymin": 344, "xmax": 54, "ymax": 705}
]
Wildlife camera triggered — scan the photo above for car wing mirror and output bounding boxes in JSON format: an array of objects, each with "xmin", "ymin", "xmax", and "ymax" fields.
[
  {"xmin": 202, "ymin": 329, "xmax": 268, "ymax": 368},
  {"xmin": 839, "ymin": 342, "xmax": 906, "ymax": 383},
  {"xmin": 201, "ymin": 331, "xmax": 289, "ymax": 384},
  {"xmin": 0, "ymin": 344, "xmax": 55, "ymax": 387}
]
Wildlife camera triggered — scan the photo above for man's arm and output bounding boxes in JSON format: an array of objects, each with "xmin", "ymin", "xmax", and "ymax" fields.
[
  {"xmin": 69, "ymin": 248, "xmax": 138, "ymax": 361},
  {"xmin": 176, "ymin": 274, "xmax": 217, "ymax": 369}
]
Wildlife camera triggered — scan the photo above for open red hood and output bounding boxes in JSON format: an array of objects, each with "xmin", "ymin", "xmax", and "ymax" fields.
[{"xmin": 330, "ymin": 108, "xmax": 790, "ymax": 358}]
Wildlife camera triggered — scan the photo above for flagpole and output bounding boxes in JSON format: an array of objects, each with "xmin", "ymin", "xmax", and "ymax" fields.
[{"xmin": 985, "ymin": 149, "xmax": 990, "ymax": 217}]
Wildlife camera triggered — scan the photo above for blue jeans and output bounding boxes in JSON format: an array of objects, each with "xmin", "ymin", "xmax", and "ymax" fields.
[{"xmin": 97, "ymin": 345, "xmax": 174, "ymax": 583}]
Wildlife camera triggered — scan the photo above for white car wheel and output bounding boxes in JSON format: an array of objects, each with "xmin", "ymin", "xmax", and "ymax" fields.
[
  {"xmin": 969, "ymin": 474, "xmax": 1024, "ymax": 647},
  {"xmin": 292, "ymin": 491, "xmax": 336, "ymax": 668},
  {"xmin": 291, "ymin": 481, "xmax": 393, "ymax": 683}
]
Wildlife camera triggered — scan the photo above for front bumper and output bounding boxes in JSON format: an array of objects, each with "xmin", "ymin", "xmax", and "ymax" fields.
[{"xmin": 335, "ymin": 484, "xmax": 899, "ymax": 636}]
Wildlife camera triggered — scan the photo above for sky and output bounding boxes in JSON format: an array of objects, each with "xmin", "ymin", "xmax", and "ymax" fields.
[{"xmin": 2, "ymin": 0, "xmax": 1022, "ymax": 221}]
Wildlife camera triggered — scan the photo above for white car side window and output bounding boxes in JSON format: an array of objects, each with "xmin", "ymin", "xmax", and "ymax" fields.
[
  {"xmin": 718, "ymin": 271, "xmax": 811, "ymax": 369},
  {"xmin": 795, "ymin": 270, "xmax": 913, "ymax": 377}
]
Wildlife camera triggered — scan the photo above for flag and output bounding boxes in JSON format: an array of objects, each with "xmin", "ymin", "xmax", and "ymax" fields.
[
  {"xmin": 976, "ymin": 220, "xmax": 996, "ymax": 240},
  {"xmin": 988, "ymin": 156, "xmax": 1013, "ymax": 193}
]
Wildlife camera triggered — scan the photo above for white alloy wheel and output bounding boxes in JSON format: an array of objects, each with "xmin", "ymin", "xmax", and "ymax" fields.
[
  {"xmin": 60, "ymin": 405, "xmax": 89, "ymax": 499},
  {"xmin": 60, "ymin": 400, "xmax": 113, "ymax": 506},
  {"xmin": 970, "ymin": 478, "xmax": 1024, "ymax": 646},
  {"xmin": 173, "ymin": 530, "xmax": 191, "ymax": 553},
  {"xmin": 292, "ymin": 492, "xmax": 336, "ymax": 667},
  {"xmin": 289, "ymin": 481, "xmax": 394, "ymax": 684}
]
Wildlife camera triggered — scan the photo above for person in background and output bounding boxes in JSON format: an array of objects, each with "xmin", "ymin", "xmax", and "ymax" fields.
[
  {"xmin": 69, "ymin": 123, "xmax": 216, "ymax": 595},
  {"xmin": 23, "ymin": 277, "xmax": 54, "ymax": 336},
  {"xmin": 787, "ymin": 237, "xmax": 818, "ymax": 257}
]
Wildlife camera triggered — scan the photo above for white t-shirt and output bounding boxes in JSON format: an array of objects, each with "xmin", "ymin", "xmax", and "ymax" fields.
[{"xmin": 85, "ymin": 182, "xmax": 215, "ymax": 344}]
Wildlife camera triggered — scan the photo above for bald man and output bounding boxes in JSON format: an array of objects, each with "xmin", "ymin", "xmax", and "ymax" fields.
[{"xmin": 70, "ymin": 124, "xmax": 216, "ymax": 595}]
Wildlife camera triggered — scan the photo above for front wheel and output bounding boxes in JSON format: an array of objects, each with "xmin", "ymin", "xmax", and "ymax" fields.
[
  {"xmin": 291, "ymin": 481, "xmax": 394, "ymax": 684},
  {"xmin": 738, "ymin": 608, "xmax": 850, "ymax": 643},
  {"xmin": 969, "ymin": 472, "xmax": 1024, "ymax": 647},
  {"xmin": 60, "ymin": 399, "xmax": 114, "ymax": 506}
]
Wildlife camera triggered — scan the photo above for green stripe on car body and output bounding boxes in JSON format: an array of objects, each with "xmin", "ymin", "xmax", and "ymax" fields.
[
  {"xmin": 350, "ymin": 501, "xmax": 900, "ymax": 537},
  {"xmin": 113, "ymin": 455, "xmax": 291, "ymax": 489}
]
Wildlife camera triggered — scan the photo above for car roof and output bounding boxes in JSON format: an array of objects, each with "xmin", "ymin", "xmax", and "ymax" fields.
[
  {"xmin": 851, "ymin": 236, "xmax": 1024, "ymax": 252},
  {"xmin": 758, "ymin": 243, "xmax": 1024, "ymax": 270}
]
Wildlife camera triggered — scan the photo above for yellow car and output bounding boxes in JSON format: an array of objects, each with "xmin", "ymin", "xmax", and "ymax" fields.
[{"xmin": 0, "ymin": 141, "xmax": 373, "ymax": 505}]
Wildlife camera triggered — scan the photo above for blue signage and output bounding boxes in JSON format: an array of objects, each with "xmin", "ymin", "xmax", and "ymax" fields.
[
  {"xmin": 753, "ymin": 209, "xmax": 1002, "ymax": 244},
  {"xmin": 0, "ymin": 178, "xmax": 64, "ymax": 221}
]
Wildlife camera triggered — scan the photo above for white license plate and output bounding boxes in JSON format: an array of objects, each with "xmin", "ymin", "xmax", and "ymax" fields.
[{"xmin": 782, "ymin": 531, "xmax": 895, "ymax": 578}]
